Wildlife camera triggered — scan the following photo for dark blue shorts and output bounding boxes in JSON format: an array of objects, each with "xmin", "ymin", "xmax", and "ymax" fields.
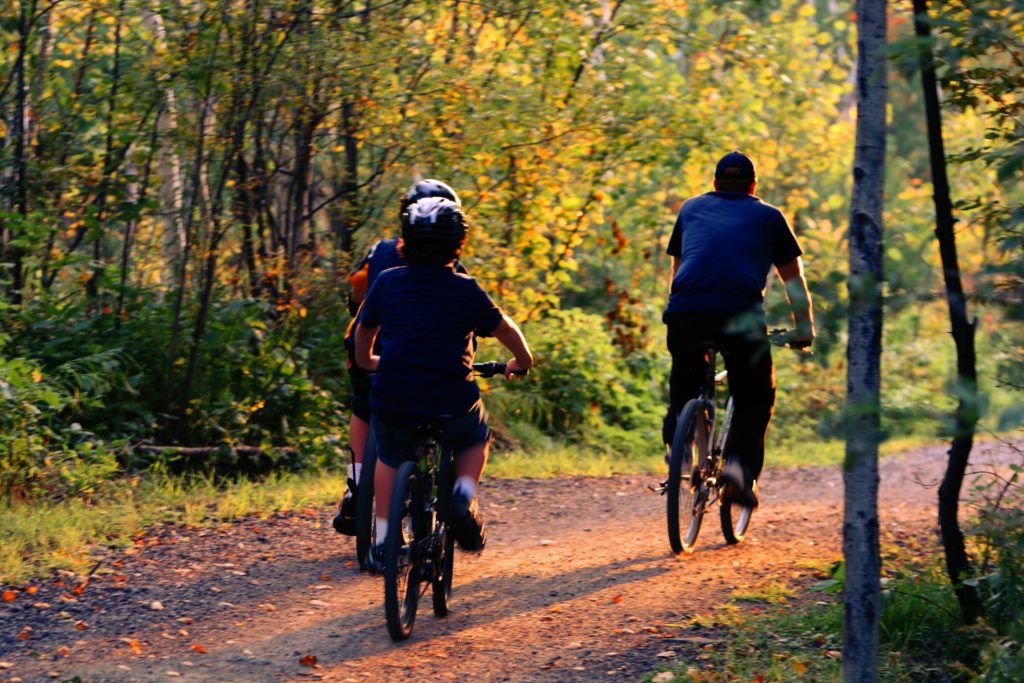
[{"xmin": 371, "ymin": 401, "xmax": 491, "ymax": 469}]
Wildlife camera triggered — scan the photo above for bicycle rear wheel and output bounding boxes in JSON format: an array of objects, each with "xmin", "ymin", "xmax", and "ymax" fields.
[
  {"xmin": 384, "ymin": 460, "xmax": 425, "ymax": 640},
  {"xmin": 667, "ymin": 398, "xmax": 712, "ymax": 554},
  {"xmin": 721, "ymin": 499, "xmax": 753, "ymax": 545},
  {"xmin": 354, "ymin": 429, "xmax": 377, "ymax": 570}
]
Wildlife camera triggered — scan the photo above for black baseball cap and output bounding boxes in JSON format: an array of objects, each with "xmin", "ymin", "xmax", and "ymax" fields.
[{"xmin": 714, "ymin": 151, "xmax": 756, "ymax": 179}]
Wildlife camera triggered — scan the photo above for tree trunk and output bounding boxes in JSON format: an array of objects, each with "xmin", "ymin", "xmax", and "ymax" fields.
[
  {"xmin": 143, "ymin": 3, "xmax": 188, "ymax": 289},
  {"xmin": 843, "ymin": 1, "xmax": 887, "ymax": 680},
  {"xmin": 912, "ymin": 0, "xmax": 982, "ymax": 624}
]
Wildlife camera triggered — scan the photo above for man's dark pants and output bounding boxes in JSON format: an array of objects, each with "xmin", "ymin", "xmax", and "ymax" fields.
[{"xmin": 663, "ymin": 311, "xmax": 776, "ymax": 482}]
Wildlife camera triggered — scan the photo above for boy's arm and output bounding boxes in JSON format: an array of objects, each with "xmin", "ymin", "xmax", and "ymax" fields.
[
  {"xmin": 775, "ymin": 257, "xmax": 815, "ymax": 346},
  {"xmin": 491, "ymin": 314, "xmax": 533, "ymax": 379},
  {"xmin": 354, "ymin": 322, "xmax": 381, "ymax": 371},
  {"xmin": 670, "ymin": 256, "xmax": 680, "ymax": 290}
]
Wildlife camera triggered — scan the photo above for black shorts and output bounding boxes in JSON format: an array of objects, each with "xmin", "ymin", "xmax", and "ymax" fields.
[
  {"xmin": 371, "ymin": 401, "xmax": 491, "ymax": 469},
  {"xmin": 346, "ymin": 339, "xmax": 372, "ymax": 422}
]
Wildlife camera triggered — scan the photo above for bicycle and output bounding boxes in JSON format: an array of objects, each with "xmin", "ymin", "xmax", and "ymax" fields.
[
  {"xmin": 659, "ymin": 328, "xmax": 809, "ymax": 555},
  {"xmin": 383, "ymin": 361, "xmax": 522, "ymax": 640}
]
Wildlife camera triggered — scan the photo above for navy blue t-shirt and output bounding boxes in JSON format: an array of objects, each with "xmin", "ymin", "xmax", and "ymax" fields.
[
  {"xmin": 665, "ymin": 192, "xmax": 802, "ymax": 314},
  {"xmin": 357, "ymin": 264, "xmax": 504, "ymax": 424}
]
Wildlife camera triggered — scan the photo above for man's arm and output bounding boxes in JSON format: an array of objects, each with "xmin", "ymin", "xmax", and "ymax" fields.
[
  {"xmin": 775, "ymin": 257, "xmax": 815, "ymax": 345},
  {"xmin": 491, "ymin": 315, "xmax": 533, "ymax": 379},
  {"xmin": 354, "ymin": 322, "xmax": 381, "ymax": 371},
  {"xmin": 670, "ymin": 256, "xmax": 681, "ymax": 291}
]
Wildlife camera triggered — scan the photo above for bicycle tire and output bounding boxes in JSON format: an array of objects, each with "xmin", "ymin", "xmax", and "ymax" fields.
[
  {"xmin": 432, "ymin": 455, "xmax": 454, "ymax": 617},
  {"xmin": 720, "ymin": 499, "xmax": 753, "ymax": 545},
  {"xmin": 667, "ymin": 398, "xmax": 712, "ymax": 554},
  {"xmin": 384, "ymin": 460, "xmax": 424, "ymax": 641},
  {"xmin": 354, "ymin": 428, "xmax": 377, "ymax": 570}
]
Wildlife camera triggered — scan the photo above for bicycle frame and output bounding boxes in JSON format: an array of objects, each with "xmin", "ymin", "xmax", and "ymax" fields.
[{"xmin": 691, "ymin": 348, "xmax": 734, "ymax": 509}]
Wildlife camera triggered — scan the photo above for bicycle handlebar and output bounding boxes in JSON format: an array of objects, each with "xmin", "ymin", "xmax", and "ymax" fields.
[{"xmin": 472, "ymin": 361, "xmax": 529, "ymax": 378}]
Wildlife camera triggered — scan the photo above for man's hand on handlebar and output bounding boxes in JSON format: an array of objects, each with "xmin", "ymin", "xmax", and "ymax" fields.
[{"xmin": 504, "ymin": 357, "xmax": 531, "ymax": 380}]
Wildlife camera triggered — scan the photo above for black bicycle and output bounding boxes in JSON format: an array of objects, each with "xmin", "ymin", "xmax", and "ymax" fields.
[
  {"xmin": 661, "ymin": 329, "xmax": 808, "ymax": 555},
  {"xmin": 383, "ymin": 361, "xmax": 520, "ymax": 640}
]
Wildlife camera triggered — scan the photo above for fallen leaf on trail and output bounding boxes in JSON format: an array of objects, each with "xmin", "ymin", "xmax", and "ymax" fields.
[
  {"xmin": 74, "ymin": 620, "xmax": 88, "ymax": 631},
  {"xmin": 611, "ymin": 595, "xmax": 623, "ymax": 604},
  {"xmin": 149, "ymin": 601, "xmax": 165, "ymax": 611},
  {"xmin": 178, "ymin": 629, "xmax": 189, "ymax": 637},
  {"xmin": 177, "ymin": 617, "xmax": 194, "ymax": 624},
  {"xmin": 309, "ymin": 600, "xmax": 329, "ymax": 608},
  {"xmin": 652, "ymin": 672, "xmax": 675, "ymax": 683},
  {"xmin": 312, "ymin": 584, "xmax": 331, "ymax": 591},
  {"xmin": 752, "ymin": 675, "xmax": 765, "ymax": 683},
  {"xmin": 656, "ymin": 650, "xmax": 675, "ymax": 658},
  {"xmin": 259, "ymin": 603, "xmax": 276, "ymax": 612},
  {"xmin": 190, "ymin": 644, "xmax": 207, "ymax": 654},
  {"xmin": 165, "ymin": 671, "xmax": 181, "ymax": 677},
  {"xmin": 793, "ymin": 661, "xmax": 808, "ymax": 674},
  {"xmin": 119, "ymin": 638, "xmax": 143, "ymax": 656},
  {"xmin": 344, "ymin": 560, "xmax": 354, "ymax": 567},
  {"xmin": 0, "ymin": 661, "xmax": 14, "ymax": 670},
  {"xmin": 56, "ymin": 646, "xmax": 71, "ymax": 657},
  {"xmin": 26, "ymin": 586, "xmax": 38, "ymax": 595},
  {"xmin": 427, "ymin": 650, "xmax": 449, "ymax": 658},
  {"xmin": 2, "ymin": 590, "xmax": 15, "ymax": 602},
  {"xmin": 16, "ymin": 626, "xmax": 31, "ymax": 641},
  {"xmin": 540, "ymin": 539, "xmax": 555, "ymax": 546},
  {"xmin": 319, "ymin": 574, "xmax": 332, "ymax": 581},
  {"xmin": 299, "ymin": 654, "xmax": 318, "ymax": 667},
  {"xmin": 813, "ymin": 633, "xmax": 827, "ymax": 645},
  {"xmin": 824, "ymin": 650, "xmax": 842, "ymax": 660},
  {"xmin": 34, "ymin": 602, "xmax": 51, "ymax": 609},
  {"xmin": 72, "ymin": 582, "xmax": 86, "ymax": 595},
  {"xmin": 549, "ymin": 604, "xmax": 563, "ymax": 613}
]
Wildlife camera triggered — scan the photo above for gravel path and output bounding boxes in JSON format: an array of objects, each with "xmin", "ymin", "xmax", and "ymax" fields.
[{"xmin": 1, "ymin": 440, "xmax": 1018, "ymax": 682}]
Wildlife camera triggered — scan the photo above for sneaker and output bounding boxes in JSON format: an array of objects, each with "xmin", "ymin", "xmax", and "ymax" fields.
[
  {"xmin": 720, "ymin": 459, "xmax": 759, "ymax": 509},
  {"xmin": 450, "ymin": 490, "xmax": 487, "ymax": 552},
  {"xmin": 332, "ymin": 479, "xmax": 358, "ymax": 536},
  {"xmin": 363, "ymin": 542, "xmax": 385, "ymax": 574}
]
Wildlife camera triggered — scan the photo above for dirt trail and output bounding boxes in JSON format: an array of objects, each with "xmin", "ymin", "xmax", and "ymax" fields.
[{"xmin": 1, "ymin": 441, "xmax": 1018, "ymax": 683}]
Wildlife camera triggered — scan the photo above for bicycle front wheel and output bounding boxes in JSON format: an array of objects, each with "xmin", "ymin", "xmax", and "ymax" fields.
[
  {"xmin": 355, "ymin": 429, "xmax": 377, "ymax": 571},
  {"xmin": 667, "ymin": 398, "xmax": 712, "ymax": 555},
  {"xmin": 432, "ymin": 458, "xmax": 455, "ymax": 617},
  {"xmin": 384, "ymin": 460, "xmax": 425, "ymax": 641}
]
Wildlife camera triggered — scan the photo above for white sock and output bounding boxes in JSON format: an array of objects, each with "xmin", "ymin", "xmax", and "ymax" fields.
[
  {"xmin": 454, "ymin": 476, "xmax": 477, "ymax": 499},
  {"xmin": 347, "ymin": 462, "xmax": 362, "ymax": 484},
  {"xmin": 375, "ymin": 518, "xmax": 388, "ymax": 545}
]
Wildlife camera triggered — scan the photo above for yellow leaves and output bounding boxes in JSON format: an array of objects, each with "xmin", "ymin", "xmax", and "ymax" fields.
[
  {"xmin": 53, "ymin": 58, "xmax": 74, "ymax": 69},
  {"xmin": 798, "ymin": 4, "xmax": 816, "ymax": 18},
  {"xmin": 814, "ymin": 32, "xmax": 833, "ymax": 47}
]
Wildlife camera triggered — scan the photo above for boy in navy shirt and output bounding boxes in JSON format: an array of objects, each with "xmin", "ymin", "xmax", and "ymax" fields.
[
  {"xmin": 355, "ymin": 197, "xmax": 532, "ymax": 566},
  {"xmin": 333, "ymin": 180, "xmax": 463, "ymax": 536}
]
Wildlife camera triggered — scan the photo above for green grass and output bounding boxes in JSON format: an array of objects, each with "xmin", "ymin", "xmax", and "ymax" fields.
[
  {"xmin": 0, "ymin": 470, "xmax": 347, "ymax": 585},
  {"xmin": 645, "ymin": 552, "xmax": 987, "ymax": 682}
]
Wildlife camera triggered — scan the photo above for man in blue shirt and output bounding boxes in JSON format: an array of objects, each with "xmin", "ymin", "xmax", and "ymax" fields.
[
  {"xmin": 664, "ymin": 151, "xmax": 814, "ymax": 508},
  {"xmin": 355, "ymin": 197, "xmax": 533, "ymax": 569}
]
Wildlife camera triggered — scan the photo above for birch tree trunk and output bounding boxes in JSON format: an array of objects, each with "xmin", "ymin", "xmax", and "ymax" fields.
[
  {"xmin": 143, "ymin": 4, "xmax": 187, "ymax": 288},
  {"xmin": 843, "ymin": 0, "xmax": 887, "ymax": 680}
]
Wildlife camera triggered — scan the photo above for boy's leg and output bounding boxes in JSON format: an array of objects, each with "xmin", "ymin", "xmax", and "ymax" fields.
[
  {"xmin": 334, "ymin": 342, "xmax": 374, "ymax": 534},
  {"xmin": 448, "ymin": 402, "xmax": 491, "ymax": 552}
]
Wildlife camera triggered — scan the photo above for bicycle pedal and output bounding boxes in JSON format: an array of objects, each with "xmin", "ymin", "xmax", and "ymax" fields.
[{"xmin": 647, "ymin": 482, "xmax": 668, "ymax": 495}]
